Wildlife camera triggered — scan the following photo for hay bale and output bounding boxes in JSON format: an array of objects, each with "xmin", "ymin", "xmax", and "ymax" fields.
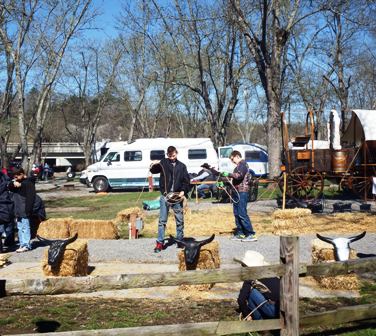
[
  {"xmin": 69, "ymin": 219, "xmax": 119, "ymax": 239},
  {"xmin": 114, "ymin": 207, "xmax": 143, "ymax": 239},
  {"xmin": 36, "ymin": 218, "xmax": 72, "ymax": 239},
  {"xmin": 115, "ymin": 207, "xmax": 143, "ymax": 223},
  {"xmin": 272, "ymin": 208, "xmax": 312, "ymax": 236},
  {"xmin": 178, "ymin": 241, "xmax": 220, "ymax": 291},
  {"xmin": 0, "ymin": 253, "xmax": 11, "ymax": 268},
  {"xmin": 311, "ymin": 238, "xmax": 359, "ymax": 290},
  {"xmin": 42, "ymin": 239, "xmax": 88, "ymax": 276}
]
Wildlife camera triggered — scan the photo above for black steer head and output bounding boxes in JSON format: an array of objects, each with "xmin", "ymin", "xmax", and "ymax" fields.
[
  {"xmin": 170, "ymin": 234, "xmax": 215, "ymax": 269},
  {"xmin": 37, "ymin": 233, "xmax": 78, "ymax": 268}
]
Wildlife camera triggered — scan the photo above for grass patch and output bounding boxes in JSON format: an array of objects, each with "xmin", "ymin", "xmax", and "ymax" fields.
[
  {"xmin": 0, "ymin": 294, "xmax": 374, "ymax": 334},
  {"xmin": 45, "ymin": 192, "xmax": 160, "ymax": 220},
  {"xmin": 0, "ymin": 316, "xmax": 16, "ymax": 326}
]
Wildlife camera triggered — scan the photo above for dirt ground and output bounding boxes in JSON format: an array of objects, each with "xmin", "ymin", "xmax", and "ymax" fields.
[{"xmin": 0, "ymin": 294, "xmax": 371, "ymax": 335}]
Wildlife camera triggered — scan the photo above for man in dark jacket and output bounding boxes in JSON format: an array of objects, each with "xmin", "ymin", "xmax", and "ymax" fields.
[
  {"xmin": 0, "ymin": 171, "xmax": 14, "ymax": 252},
  {"xmin": 150, "ymin": 146, "xmax": 190, "ymax": 253},
  {"xmin": 8, "ymin": 167, "xmax": 35, "ymax": 252}
]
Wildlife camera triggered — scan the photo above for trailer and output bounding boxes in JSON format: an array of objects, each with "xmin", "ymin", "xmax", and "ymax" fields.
[{"xmin": 280, "ymin": 109, "xmax": 376, "ymax": 201}]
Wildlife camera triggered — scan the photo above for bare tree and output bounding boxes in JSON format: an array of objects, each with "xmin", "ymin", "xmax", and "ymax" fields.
[
  {"xmin": 229, "ymin": 0, "xmax": 313, "ymax": 177},
  {"xmin": 117, "ymin": 34, "xmax": 156, "ymax": 142},
  {"xmin": 0, "ymin": 24, "xmax": 15, "ymax": 168},
  {"xmin": 123, "ymin": 0, "xmax": 248, "ymax": 147},
  {"xmin": 0, "ymin": 0, "xmax": 93, "ymax": 170},
  {"xmin": 321, "ymin": 1, "xmax": 372, "ymax": 134},
  {"xmin": 0, "ymin": 0, "xmax": 39, "ymax": 169},
  {"xmin": 62, "ymin": 41, "xmax": 122, "ymax": 166}
]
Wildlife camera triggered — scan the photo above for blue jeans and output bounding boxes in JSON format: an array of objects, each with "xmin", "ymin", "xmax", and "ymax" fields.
[
  {"xmin": 232, "ymin": 191, "xmax": 255, "ymax": 236},
  {"xmin": 157, "ymin": 195, "xmax": 184, "ymax": 243},
  {"xmin": 197, "ymin": 184, "xmax": 213, "ymax": 198},
  {"xmin": 17, "ymin": 217, "xmax": 31, "ymax": 249},
  {"xmin": 0, "ymin": 222, "xmax": 14, "ymax": 245},
  {"xmin": 248, "ymin": 288, "xmax": 277, "ymax": 320}
]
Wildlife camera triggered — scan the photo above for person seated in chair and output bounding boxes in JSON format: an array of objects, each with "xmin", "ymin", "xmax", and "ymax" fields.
[{"xmin": 190, "ymin": 163, "xmax": 217, "ymax": 199}]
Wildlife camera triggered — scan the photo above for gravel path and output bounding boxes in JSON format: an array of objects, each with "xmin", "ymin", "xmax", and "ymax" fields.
[
  {"xmin": 8, "ymin": 233, "xmax": 376, "ymax": 265},
  {"xmin": 7, "ymin": 179, "xmax": 371, "ymax": 265}
]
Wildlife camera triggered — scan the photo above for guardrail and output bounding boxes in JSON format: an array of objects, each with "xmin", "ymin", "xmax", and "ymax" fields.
[{"xmin": 2, "ymin": 236, "xmax": 376, "ymax": 336}]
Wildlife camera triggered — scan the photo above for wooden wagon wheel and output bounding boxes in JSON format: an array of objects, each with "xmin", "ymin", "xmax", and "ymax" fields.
[
  {"xmin": 352, "ymin": 176, "xmax": 373, "ymax": 200},
  {"xmin": 281, "ymin": 166, "xmax": 324, "ymax": 201}
]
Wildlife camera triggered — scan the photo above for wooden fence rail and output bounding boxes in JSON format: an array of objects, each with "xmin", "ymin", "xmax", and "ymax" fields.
[
  {"xmin": 2, "ymin": 237, "xmax": 376, "ymax": 336},
  {"xmin": 2, "ymin": 257, "xmax": 375, "ymax": 296},
  {"xmin": 8, "ymin": 303, "xmax": 376, "ymax": 336}
]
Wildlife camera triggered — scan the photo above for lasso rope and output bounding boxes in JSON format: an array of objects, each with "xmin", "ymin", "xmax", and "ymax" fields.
[{"xmin": 149, "ymin": 161, "xmax": 187, "ymax": 212}]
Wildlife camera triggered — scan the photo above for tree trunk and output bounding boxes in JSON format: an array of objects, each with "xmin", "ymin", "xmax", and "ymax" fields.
[{"xmin": 266, "ymin": 87, "xmax": 282, "ymax": 178}]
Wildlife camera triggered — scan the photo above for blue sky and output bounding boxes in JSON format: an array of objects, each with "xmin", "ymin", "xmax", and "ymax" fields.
[{"xmin": 89, "ymin": 0, "xmax": 121, "ymax": 40}]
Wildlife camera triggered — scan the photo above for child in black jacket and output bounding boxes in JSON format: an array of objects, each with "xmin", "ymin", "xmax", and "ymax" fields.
[{"xmin": 8, "ymin": 167, "xmax": 35, "ymax": 252}]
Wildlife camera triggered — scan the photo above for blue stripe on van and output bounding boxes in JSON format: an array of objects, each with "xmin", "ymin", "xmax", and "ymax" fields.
[{"xmin": 109, "ymin": 177, "xmax": 160, "ymax": 187}]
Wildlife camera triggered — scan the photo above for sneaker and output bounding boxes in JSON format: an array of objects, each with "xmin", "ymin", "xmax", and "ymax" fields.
[
  {"xmin": 231, "ymin": 234, "xmax": 246, "ymax": 241},
  {"xmin": 241, "ymin": 235, "xmax": 258, "ymax": 242},
  {"xmin": 154, "ymin": 242, "xmax": 164, "ymax": 253},
  {"xmin": 16, "ymin": 246, "xmax": 30, "ymax": 253}
]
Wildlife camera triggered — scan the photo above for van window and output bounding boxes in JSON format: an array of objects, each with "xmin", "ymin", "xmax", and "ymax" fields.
[
  {"xmin": 150, "ymin": 150, "xmax": 165, "ymax": 160},
  {"xmin": 219, "ymin": 147, "xmax": 233, "ymax": 159},
  {"xmin": 104, "ymin": 152, "xmax": 120, "ymax": 162},
  {"xmin": 245, "ymin": 151, "xmax": 268, "ymax": 162},
  {"xmin": 124, "ymin": 151, "xmax": 142, "ymax": 161},
  {"xmin": 188, "ymin": 149, "xmax": 207, "ymax": 159}
]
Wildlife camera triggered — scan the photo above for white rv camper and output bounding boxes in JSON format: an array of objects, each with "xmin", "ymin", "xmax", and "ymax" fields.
[
  {"xmin": 218, "ymin": 143, "xmax": 269, "ymax": 177},
  {"xmin": 83, "ymin": 138, "xmax": 218, "ymax": 192}
]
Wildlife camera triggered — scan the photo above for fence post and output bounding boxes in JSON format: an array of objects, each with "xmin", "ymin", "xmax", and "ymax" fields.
[{"xmin": 280, "ymin": 236, "xmax": 299, "ymax": 336}]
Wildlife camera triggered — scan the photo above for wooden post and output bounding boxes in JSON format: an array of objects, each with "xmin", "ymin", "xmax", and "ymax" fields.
[
  {"xmin": 282, "ymin": 172, "xmax": 287, "ymax": 210},
  {"xmin": 148, "ymin": 174, "xmax": 154, "ymax": 192},
  {"xmin": 280, "ymin": 236, "xmax": 299, "ymax": 336},
  {"xmin": 129, "ymin": 213, "xmax": 137, "ymax": 239}
]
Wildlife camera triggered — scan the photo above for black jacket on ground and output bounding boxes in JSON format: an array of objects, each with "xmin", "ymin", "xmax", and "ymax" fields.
[
  {"xmin": 8, "ymin": 177, "xmax": 36, "ymax": 218},
  {"xmin": 150, "ymin": 158, "xmax": 190, "ymax": 195},
  {"xmin": 0, "ymin": 172, "xmax": 14, "ymax": 223}
]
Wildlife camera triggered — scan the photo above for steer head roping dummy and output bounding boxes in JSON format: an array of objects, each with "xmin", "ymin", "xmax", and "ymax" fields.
[
  {"xmin": 316, "ymin": 231, "xmax": 366, "ymax": 261},
  {"xmin": 170, "ymin": 234, "xmax": 215, "ymax": 269},
  {"xmin": 37, "ymin": 233, "xmax": 78, "ymax": 267}
]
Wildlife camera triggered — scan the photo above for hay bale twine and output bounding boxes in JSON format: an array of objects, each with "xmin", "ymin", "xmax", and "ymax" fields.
[
  {"xmin": 311, "ymin": 238, "xmax": 359, "ymax": 290},
  {"xmin": 178, "ymin": 241, "xmax": 220, "ymax": 291},
  {"xmin": 69, "ymin": 219, "xmax": 119, "ymax": 239},
  {"xmin": 36, "ymin": 218, "xmax": 72, "ymax": 239},
  {"xmin": 42, "ymin": 239, "xmax": 88, "ymax": 277},
  {"xmin": 272, "ymin": 208, "xmax": 312, "ymax": 236}
]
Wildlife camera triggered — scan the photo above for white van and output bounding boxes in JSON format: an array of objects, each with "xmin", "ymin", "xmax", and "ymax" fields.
[
  {"xmin": 84, "ymin": 138, "xmax": 218, "ymax": 192},
  {"xmin": 218, "ymin": 143, "xmax": 269, "ymax": 177}
]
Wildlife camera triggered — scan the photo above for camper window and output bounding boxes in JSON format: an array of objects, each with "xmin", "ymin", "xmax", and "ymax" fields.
[
  {"xmin": 245, "ymin": 151, "xmax": 268, "ymax": 163},
  {"xmin": 124, "ymin": 151, "xmax": 142, "ymax": 161},
  {"xmin": 219, "ymin": 147, "xmax": 232, "ymax": 158},
  {"xmin": 150, "ymin": 150, "xmax": 165, "ymax": 160},
  {"xmin": 188, "ymin": 149, "xmax": 207, "ymax": 160},
  {"xmin": 104, "ymin": 152, "xmax": 120, "ymax": 162}
]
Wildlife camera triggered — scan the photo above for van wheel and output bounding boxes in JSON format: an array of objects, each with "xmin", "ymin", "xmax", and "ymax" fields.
[
  {"xmin": 67, "ymin": 172, "xmax": 75, "ymax": 179},
  {"xmin": 93, "ymin": 177, "xmax": 109, "ymax": 192}
]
